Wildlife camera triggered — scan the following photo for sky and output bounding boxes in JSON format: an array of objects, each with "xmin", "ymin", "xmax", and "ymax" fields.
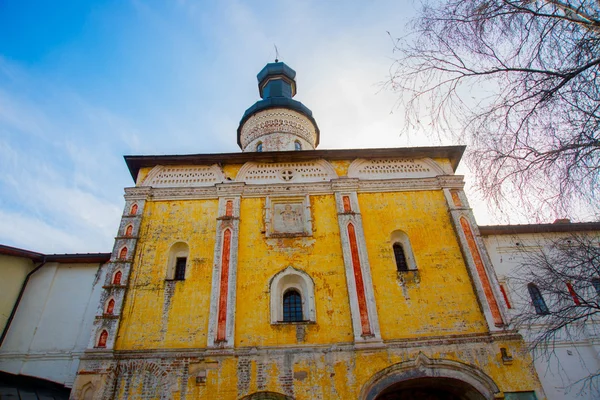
[{"xmin": 0, "ymin": 0, "xmax": 499, "ymax": 254}]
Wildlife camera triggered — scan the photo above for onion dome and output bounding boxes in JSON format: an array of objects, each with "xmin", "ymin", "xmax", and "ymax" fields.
[{"xmin": 237, "ymin": 62, "xmax": 320, "ymax": 152}]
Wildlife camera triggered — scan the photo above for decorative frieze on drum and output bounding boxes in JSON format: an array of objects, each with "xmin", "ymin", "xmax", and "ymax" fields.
[
  {"xmin": 348, "ymin": 158, "xmax": 445, "ymax": 180},
  {"xmin": 239, "ymin": 108, "xmax": 317, "ymax": 150},
  {"xmin": 141, "ymin": 165, "xmax": 225, "ymax": 187},
  {"xmin": 237, "ymin": 160, "xmax": 337, "ymax": 184}
]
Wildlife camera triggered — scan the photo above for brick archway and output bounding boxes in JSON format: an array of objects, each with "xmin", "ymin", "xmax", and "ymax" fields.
[{"xmin": 360, "ymin": 353, "xmax": 500, "ymax": 400}]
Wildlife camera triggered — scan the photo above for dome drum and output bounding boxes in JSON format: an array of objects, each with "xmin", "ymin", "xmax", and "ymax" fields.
[{"xmin": 239, "ymin": 108, "xmax": 317, "ymax": 152}]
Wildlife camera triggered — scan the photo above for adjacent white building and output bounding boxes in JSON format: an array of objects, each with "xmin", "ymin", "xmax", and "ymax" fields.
[
  {"xmin": 481, "ymin": 221, "xmax": 600, "ymax": 400},
  {"xmin": 0, "ymin": 245, "xmax": 109, "ymax": 398}
]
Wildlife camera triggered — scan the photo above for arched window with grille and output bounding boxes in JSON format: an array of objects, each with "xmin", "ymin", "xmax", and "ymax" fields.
[
  {"xmin": 283, "ymin": 289, "xmax": 303, "ymax": 322},
  {"xmin": 166, "ymin": 242, "xmax": 189, "ymax": 280},
  {"xmin": 269, "ymin": 266, "xmax": 316, "ymax": 324},
  {"xmin": 527, "ymin": 283, "xmax": 549, "ymax": 315},
  {"xmin": 390, "ymin": 230, "xmax": 417, "ymax": 272}
]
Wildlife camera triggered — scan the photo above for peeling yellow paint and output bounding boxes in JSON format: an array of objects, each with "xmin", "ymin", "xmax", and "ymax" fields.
[
  {"xmin": 102, "ymin": 155, "xmax": 544, "ymax": 399},
  {"xmin": 329, "ymin": 159, "xmax": 351, "ymax": 177}
]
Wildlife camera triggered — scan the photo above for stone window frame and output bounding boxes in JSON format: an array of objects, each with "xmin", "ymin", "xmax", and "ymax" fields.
[
  {"xmin": 270, "ymin": 266, "xmax": 316, "ymax": 324},
  {"xmin": 166, "ymin": 242, "xmax": 190, "ymax": 280},
  {"xmin": 112, "ymin": 269, "xmax": 123, "ymax": 285},
  {"xmin": 390, "ymin": 230, "xmax": 417, "ymax": 272},
  {"xmin": 104, "ymin": 297, "xmax": 116, "ymax": 315},
  {"xmin": 96, "ymin": 329, "xmax": 108, "ymax": 348}
]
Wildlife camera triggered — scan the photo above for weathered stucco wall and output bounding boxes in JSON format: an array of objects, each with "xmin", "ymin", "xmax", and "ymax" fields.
[
  {"xmin": 75, "ymin": 155, "xmax": 544, "ymax": 399},
  {"xmin": 117, "ymin": 199, "xmax": 219, "ymax": 349},
  {"xmin": 0, "ymin": 261, "xmax": 104, "ymax": 387},
  {"xmin": 359, "ymin": 191, "xmax": 488, "ymax": 339}
]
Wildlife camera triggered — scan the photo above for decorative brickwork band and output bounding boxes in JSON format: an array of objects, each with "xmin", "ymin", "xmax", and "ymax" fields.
[
  {"xmin": 347, "ymin": 223, "xmax": 372, "ymax": 336},
  {"xmin": 217, "ymin": 229, "xmax": 232, "ymax": 342},
  {"xmin": 459, "ymin": 217, "xmax": 503, "ymax": 327}
]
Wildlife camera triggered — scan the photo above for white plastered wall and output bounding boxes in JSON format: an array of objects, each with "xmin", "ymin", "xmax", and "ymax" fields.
[{"xmin": 0, "ymin": 261, "xmax": 106, "ymax": 388}]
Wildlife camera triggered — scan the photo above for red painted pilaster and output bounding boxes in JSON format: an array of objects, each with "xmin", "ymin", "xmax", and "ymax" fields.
[{"xmin": 347, "ymin": 223, "xmax": 372, "ymax": 336}]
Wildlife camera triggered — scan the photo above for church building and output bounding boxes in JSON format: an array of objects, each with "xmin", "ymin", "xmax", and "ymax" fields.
[{"xmin": 71, "ymin": 62, "xmax": 544, "ymax": 399}]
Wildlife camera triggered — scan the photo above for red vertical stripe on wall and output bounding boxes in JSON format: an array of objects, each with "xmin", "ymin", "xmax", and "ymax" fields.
[
  {"xmin": 347, "ymin": 223, "xmax": 372, "ymax": 336},
  {"xmin": 566, "ymin": 282, "xmax": 581, "ymax": 305},
  {"xmin": 499, "ymin": 284, "xmax": 512, "ymax": 309},
  {"xmin": 460, "ymin": 217, "xmax": 504, "ymax": 326},
  {"xmin": 217, "ymin": 229, "xmax": 232, "ymax": 341}
]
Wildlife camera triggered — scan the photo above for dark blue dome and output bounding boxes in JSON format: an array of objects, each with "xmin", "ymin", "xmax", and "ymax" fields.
[{"xmin": 237, "ymin": 62, "xmax": 320, "ymax": 148}]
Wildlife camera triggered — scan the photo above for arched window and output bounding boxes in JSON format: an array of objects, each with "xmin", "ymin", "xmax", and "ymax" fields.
[
  {"xmin": 294, "ymin": 140, "xmax": 302, "ymax": 151},
  {"xmin": 592, "ymin": 278, "xmax": 600, "ymax": 296},
  {"xmin": 97, "ymin": 330, "xmax": 108, "ymax": 348},
  {"xmin": 113, "ymin": 270, "xmax": 122, "ymax": 285},
  {"xmin": 270, "ymin": 266, "xmax": 316, "ymax": 323},
  {"xmin": 390, "ymin": 230, "xmax": 417, "ymax": 272},
  {"xmin": 130, "ymin": 203, "xmax": 138, "ymax": 215},
  {"xmin": 125, "ymin": 225, "xmax": 133, "ymax": 237},
  {"xmin": 106, "ymin": 298, "xmax": 115, "ymax": 315},
  {"xmin": 393, "ymin": 243, "xmax": 409, "ymax": 272},
  {"xmin": 167, "ymin": 242, "xmax": 189, "ymax": 280},
  {"xmin": 283, "ymin": 290, "xmax": 303, "ymax": 322},
  {"xmin": 118, "ymin": 247, "xmax": 128, "ymax": 260},
  {"xmin": 256, "ymin": 142, "xmax": 263, "ymax": 152},
  {"xmin": 527, "ymin": 283, "xmax": 549, "ymax": 315}
]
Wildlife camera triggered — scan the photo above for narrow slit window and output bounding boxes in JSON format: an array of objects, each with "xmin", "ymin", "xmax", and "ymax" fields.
[
  {"xmin": 174, "ymin": 257, "xmax": 187, "ymax": 280},
  {"xmin": 294, "ymin": 140, "xmax": 302, "ymax": 151},
  {"xmin": 393, "ymin": 243, "xmax": 409, "ymax": 272},
  {"xmin": 283, "ymin": 290, "xmax": 303, "ymax": 322},
  {"xmin": 256, "ymin": 142, "xmax": 263, "ymax": 152},
  {"xmin": 528, "ymin": 283, "xmax": 549, "ymax": 315}
]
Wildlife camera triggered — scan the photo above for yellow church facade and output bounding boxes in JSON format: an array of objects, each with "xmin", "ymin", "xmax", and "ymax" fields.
[{"xmin": 72, "ymin": 62, "xmax": 543, "ymax": 399}]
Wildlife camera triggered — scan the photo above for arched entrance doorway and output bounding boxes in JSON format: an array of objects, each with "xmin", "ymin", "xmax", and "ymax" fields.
[
  {"xmin": 361, "ymin": 353, "xmax": 500, "ymax": 400},
  {"xmin": 375, "ymin": 376, "xmax": 485, "ymax": 400}
]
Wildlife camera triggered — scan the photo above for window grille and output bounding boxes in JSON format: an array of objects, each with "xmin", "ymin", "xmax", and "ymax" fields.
[
  {"xmin": 283, "ymin": 290, "xmax": 303, "ymax": 322},
  {"xmin": 174, "ymin": 257, "xmax": 187, "ymax": 280},
  {"xmin": 393, "ymin": 243, "xmax": 409, "ymax": 272}
]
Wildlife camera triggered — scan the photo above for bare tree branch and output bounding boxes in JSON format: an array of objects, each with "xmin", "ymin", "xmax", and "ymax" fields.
[{"xmin": 387, "ymin": 0, "xmax": 600, "ymax": 220}]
